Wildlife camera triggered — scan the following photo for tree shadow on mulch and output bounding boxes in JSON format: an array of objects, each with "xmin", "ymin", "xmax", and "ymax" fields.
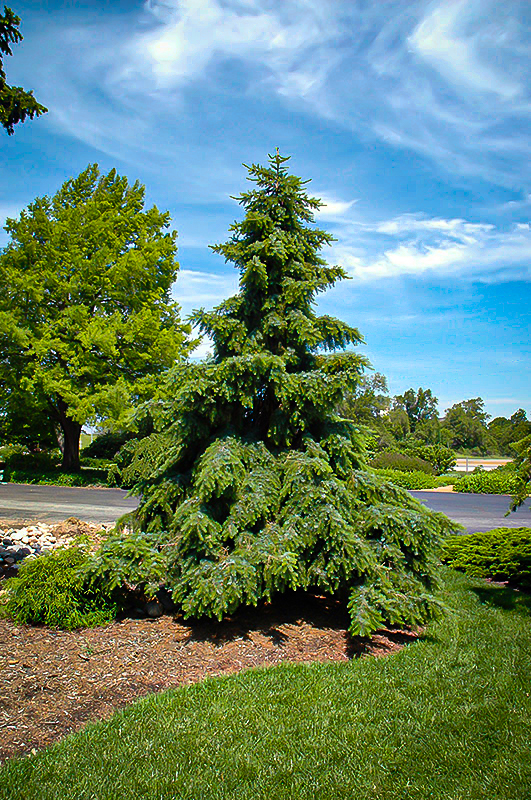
[{"xmin": 180, "ymin": 590, "xmax": 419, "ymax": 658}]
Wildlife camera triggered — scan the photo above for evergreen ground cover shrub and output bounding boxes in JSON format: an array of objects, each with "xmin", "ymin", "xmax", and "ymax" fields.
[
  {"xmin": 369, "ymin": 451, "xmax": 435, "ymax": 474},
  {"xmin": 454, "ymin": 470, "xmax": 519, "ymax": 495},
  {"xmin": 441, "ymin": 528, "xmax": 531, "ymax": 589},
  {"xmin": 107, "ymin": 153, "xmax": 456, "ymax": 637},
  {"xmin": 0, "ymin": 544, "xmax": 118, "ymax": 629}
]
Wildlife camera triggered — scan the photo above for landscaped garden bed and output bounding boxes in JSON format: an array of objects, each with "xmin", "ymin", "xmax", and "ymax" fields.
[
  {"xmin": 0, "ymin": 569, "xmax": 530, "ymax": 798},
  {"xmin": 0, "ymin": 591, "xmax": 414, "ymax": 764}
]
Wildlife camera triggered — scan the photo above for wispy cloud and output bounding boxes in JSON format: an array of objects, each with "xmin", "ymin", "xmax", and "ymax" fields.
[
  {"xmin": 13, "ymin": 0, "xmax": 531, "ymax": 193},
  {"xmin": 173, "ymin": 268, "xmax": 238, "ymax": 317},
  {"xmin": 326, "ymin": 212, "xmax": 531, "ymax": 283}
]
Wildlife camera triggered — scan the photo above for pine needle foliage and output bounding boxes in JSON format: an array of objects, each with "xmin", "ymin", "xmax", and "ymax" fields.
[{"xmin": 121, "ymin": 153, "xmax": 455, "ymax": 636}]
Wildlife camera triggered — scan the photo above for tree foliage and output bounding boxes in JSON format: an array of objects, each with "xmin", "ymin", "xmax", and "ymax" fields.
[
  {"xmin": 338, "ymin": 372, "xmax": 390, "ymax": 424},
  {"xmin": 443, "ymin": 398, "xmax": 494, "ymax": 454},
  {"xmin": 0, "ymin": 164, "xmax": 192, "ymax": 469},
  {"xmin": 489, "ymin": 410, "xmax": 531, "ymax": 457},
  {"xmin": 105, "ymin": 153, "xmax": 455, "ymax": 636},
  {"xmin": 393, "ymin": 387, "xmax": 438, "ymax": 432},
  {"xmin": 0, "ymin": 6, "xmax": 47, "ymax": 135}
]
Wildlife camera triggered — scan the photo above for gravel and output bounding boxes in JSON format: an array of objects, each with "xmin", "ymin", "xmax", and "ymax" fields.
[{"xmin": 0, "ymin": 520, "xmax": 114, "ymax": 577}]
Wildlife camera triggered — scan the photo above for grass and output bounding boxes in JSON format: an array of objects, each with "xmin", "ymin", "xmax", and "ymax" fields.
[{"xmin": 1, "ymin": 569, "xmax": 531, "ymax": 799}]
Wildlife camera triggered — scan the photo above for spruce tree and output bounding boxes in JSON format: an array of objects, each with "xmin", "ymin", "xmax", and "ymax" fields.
[{"xmin": 124, "ymin": 152, "xmax": 455, "ymax": 635}]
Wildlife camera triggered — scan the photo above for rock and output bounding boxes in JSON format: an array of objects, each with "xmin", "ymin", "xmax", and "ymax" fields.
[{"xmin": 145, "ymin": 600, "xmax": 164, "ymax": 618}]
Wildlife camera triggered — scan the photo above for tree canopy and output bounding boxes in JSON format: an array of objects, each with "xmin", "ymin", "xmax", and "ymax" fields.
[
  {"xmin": 393, "ymin": 387, "xmax": 438, "ymax": 431},
  {"xmin": 443, "ymin": 398, "xmax": 493, "ymax": 454},
  {"xmin": 0, "ymin": 164, "xmax": 192, "ymax": 469},
  {"xmin": 0, "ymin": 6, "xmax": 47, "ymax": 135},
  {"xmin": 105, "ymin": 152, "xmax": 455, "ymax": 636}
]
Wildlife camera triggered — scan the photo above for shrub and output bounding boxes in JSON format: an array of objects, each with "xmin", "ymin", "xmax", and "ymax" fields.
[
  {"xmin": 81, "ymin": 431, "xmax": 133, "ymax": 460},
  {"xmin": 1, "ymin": 544, "xmax": 118, "ymax": 629},
  {"xmin": 441, "ymin": 527, "xmax": 531, "ymax": 589},
  {"xmin": 372, "ymin": 469, "xmax": 445, "ymax": 490},
  {"xmin": 79, "ymin": 456, "xmax": 114, "ymax": 469},
  {"xmin": 369, "ymin": 451, "xmax": 435, "ymax": 474},
  {"xmin": 401, "ymin": 444, "xmax": 456, "ymax": 475},
  {"xmin": 454, "ymin": 471, "xmax": 519, "ymax": 495},
  {"xmin": 5, "ymin": 468, "xmax": 108, "ymax": 487},
  {"xmin": 3, "ymin": 450, "xmax": 60, "ymax": 472}
]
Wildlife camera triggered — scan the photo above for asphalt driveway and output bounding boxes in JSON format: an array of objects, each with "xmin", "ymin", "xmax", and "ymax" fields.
[
  {"xmin": 0, "ymin": 484, "xmax": 138, "ymax": 525},
  {"xmin": 0, "ymin": 482, "xmax": 529, "ymax": 532}
]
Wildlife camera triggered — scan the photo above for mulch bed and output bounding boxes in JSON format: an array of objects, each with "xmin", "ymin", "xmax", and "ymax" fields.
[{"xmin": 0, "ymin": 593, "xmax": 418, "ymax": 764}]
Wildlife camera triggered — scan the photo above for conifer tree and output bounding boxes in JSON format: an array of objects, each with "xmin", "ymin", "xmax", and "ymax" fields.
[{"xmin": 119, "ymin": 152, "xmax": 455, "ymax": 636}]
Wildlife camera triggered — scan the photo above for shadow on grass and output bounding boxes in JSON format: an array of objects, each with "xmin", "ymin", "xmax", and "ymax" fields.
[{"xmin": 472, "ymin": 583, "xmax": 531, "ymax": 615}]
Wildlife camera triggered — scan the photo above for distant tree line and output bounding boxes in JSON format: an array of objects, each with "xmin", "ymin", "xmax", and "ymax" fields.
[{"xmin": 339, "ymin": 379, "xmax": 531, "ymax": 458}]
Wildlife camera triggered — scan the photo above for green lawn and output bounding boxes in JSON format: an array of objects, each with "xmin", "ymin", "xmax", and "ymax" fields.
[{"xmin": 2, "ymin": 569, "xmax": 531, "ymax": 799}]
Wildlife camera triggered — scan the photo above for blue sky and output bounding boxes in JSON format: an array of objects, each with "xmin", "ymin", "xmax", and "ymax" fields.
[{"xmin": 2, "ymin": 0, "xmax": 530, "ymax": 419}]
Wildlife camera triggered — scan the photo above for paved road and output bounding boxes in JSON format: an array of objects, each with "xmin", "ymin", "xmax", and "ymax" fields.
[
  {"xmin": 0, "ymin": 483, "xmax": 529, "ymax": 532},
  {"xmin": 0, "ymin": 484, "xmax": 138, "ymax": 525},
  {"xmin": 411, "ymin": 491, "xmax": 531, "ymax": 533}
]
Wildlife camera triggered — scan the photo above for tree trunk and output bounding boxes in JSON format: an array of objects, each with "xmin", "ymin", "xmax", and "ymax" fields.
[
  {"xmin": 61, "ymin": 417, "xmax": 82, "ymax": 471},
  {"xmin": 51, "ymin": 398, "xmax": 82, "ymax": 472}
]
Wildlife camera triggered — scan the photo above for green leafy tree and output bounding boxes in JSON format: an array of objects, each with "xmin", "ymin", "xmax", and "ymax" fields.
[
  {"xmin": 383, "ymin": 408, "xmax": 411, "ymax": 442},
  {"xmin": 443, "ymin": 398, "xmax": 494, "ymax": 454},
  {"xmin": 489, "ymin": 410, "xmax": 531, "ymax": 457},
  {"xmin": 111, "ymin": 153, "xmax": 454, "ymax": 636},
  {"xmin": 0, "ymin": 164, "xmax": 192, "ymax": 470},
  {"xmin": 0, "ymin": 388, "xmax": 56, "ymax": 452},
  {"xmin": 393, "ymin": 387, "xmax": 438, "ymax": 431},
  {"xmin": 338, "ymin": 372, "xmax": 390, "ymax": 424},
  {"xmin": 0, "ymin": 6, "xmax": 47, "ymax": 135}
]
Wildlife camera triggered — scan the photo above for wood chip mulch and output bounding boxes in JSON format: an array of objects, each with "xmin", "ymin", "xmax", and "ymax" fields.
[{"xmin": 0, "ymin": 591, "xmax": 418, "ymax": 765}]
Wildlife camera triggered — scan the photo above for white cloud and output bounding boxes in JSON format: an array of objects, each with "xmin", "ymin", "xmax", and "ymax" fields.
[
  {"xmin": 325, "ymin": 210, "xmax": 531, "ymax": 283},
  {"xmin": 409, "ymin": 0, "xmax": 522, "ymax": 100},
  {"xmin": 7, "ymin": 0, "xmax": 531, "ymax": 193},
  {"xmin": 173, "ymin": 268, "xmax": 239, "ymax": 315},
  {"xmin": 314, "ymin": 195, "xmax": 357, "ymax": 219}
]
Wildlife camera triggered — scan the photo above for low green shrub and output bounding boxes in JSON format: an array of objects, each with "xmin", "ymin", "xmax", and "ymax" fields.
[
  {"xmin": 369, "ymin": 451, "xmax": 435, "ymax": 475},
  {"xmin": 400, "ymin": 444, "xmax": 456, "ymax": 475},
  {"xmin": 81, "ymin": 431, "xmax": 133, "ymax": 460},
  {"xmin": 3, "ymin": 450, "xmax": 61, "ymax": 472},
  {"xmin": 372, "ymin": 469, "xmax": 445, "ymax": 490},
  {"xmin": 79, "ymin": 457, "xmax": 114, "ymax": 469},
  {"xmin": 454, "ymin": 471, "xmax": 519, "ymax": 495},
  {"xmin": 0, "ymin": 545, "xmax": 118, "ymax": 629},
  {"xmin": 5, "ymin": 468, "xmax": 108, "ymax": 487},
  {"xmin": 441, "ymin": 527, "xmax": 531, "ymax": 589}
]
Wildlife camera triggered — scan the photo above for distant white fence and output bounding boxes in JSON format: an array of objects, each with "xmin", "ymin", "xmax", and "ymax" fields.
[{"xmin": 454, "ymin": 458, "xmax": 513, "ymax": 473}]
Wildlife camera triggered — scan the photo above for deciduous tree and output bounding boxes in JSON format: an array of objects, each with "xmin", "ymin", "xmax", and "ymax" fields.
[
  {"xmin": 443, "ymin": 398, "xmax": 494, "ymax": 454},
  {"xmin": 0, "ymin": 165, "xmax": 192, "ymax": 470},
  {"xmin": 393, "ymin": 387, "xmax": 438, "ymax": 431}
]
